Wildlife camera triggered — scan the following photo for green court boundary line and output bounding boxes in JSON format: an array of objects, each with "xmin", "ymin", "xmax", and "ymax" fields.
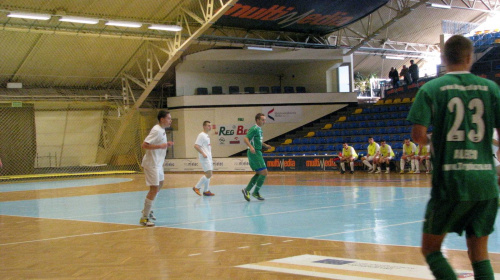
[{"xmin": 0, "ymin": 171, "xmax": 138, "ymax": 181}]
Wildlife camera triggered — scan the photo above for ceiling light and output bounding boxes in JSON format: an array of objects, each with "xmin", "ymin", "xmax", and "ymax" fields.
[
  {"xmin": 426, "ymin": 3, "xmax": 452, "ymax": 9},
  {"xmin": 382, "ymin": 55, "xmax": 405, "ymax": 60},
  {"xmin": 7, "ymin": 12, "xmax": 51, "ymax": 20},
  {"xmin": 148, "ymin": 24, "xmax": 182, "ymax": 32},
  {"xmin": 246, "ymin": 46, "xmax": 273, "ymax": 51},
  {"xmin": 59, "ymin": 16, "xmax": 99, "ymax": 24},
  {"xmin": 105, "ymin": 20, "xmax": 142, "ymax": 28}
]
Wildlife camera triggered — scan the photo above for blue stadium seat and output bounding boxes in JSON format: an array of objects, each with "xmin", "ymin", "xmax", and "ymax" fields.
[
  {"xmin": 271, "ymin": 86, "xmax": 281, "ymax": 93},
  {"xmin": 326, "ymin": 137, "xmax": 335, "ymax": 143},
  {"xmin": 293, "ymin": 138, "xmax": 302, "ymax": 144},
  {"xmin": 285, "ymin": 146, "xmax": 292, "ymax": 152},
  {"xmin": 284, "ymin": 86, "xmax": 294, "ymax": 93},
  {"xmin": 212, "ymin": 86, "xmax": 223, "ymax": 94},
  {"xmin": 259, "ymin": 86, "xmax": 270, "ymax": 93},
  {"xmin": 326, "ymin": 144, "xmax": 335, "ymax": 151},
  {"xmin": 244, "ymin": 87, "xmax": 255, "ymax": 94},
  {"xmin": 196, "ymin": 87, "xmax": 208, "ymax": 95},
  {"xmin": 229, "ymin": 86, "xmax": 240, "ymax": 94},
  {"xmin": 296, "ymin": 86, "xmax": 306, "ymax": 93},
  {"xmin": 292, "ymin": 145, "xmax": 300, "ymax": 152}
]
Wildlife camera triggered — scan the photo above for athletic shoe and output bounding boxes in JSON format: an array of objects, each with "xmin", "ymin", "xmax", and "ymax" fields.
[
  {"xmin": 142, "ymin": 210, "xmax": 156, "ymax": 221},
  {"xmin": 149, "ymin": 211, "xmax": 156, "ymax": 221},
  {"xmin": 203, "ymin": 191, "xmax": 215, "ymax": 196},
  {"xmin": 385, "ymin": 169, "xmax": 390, "ymax": 174},
  {"xmin": 340, "ymin": 170, "xmax": 345, "ymax": 174},
  {"xmin": 375, "ymin": 170, "xmax": 381, "ymax": 174},
  {"xmin": 140, "ymin": 217, "xmax": 155, "ymax": 227},
  {"xmin": 192, "ymin": 187, "xmax": 201, "ymax": 196},
  {"xmin": 408, "ymin": 170, "xmax": 415, "ymax": 174},
  {"xmin": 368, "ymin": 169, "xmax": 375, "ymax": 173},
  {"xmin": 400, "ymin": 170, "xmax": 405, "ymax": 174},
  {"xmin": 242, "ymin": 189, "xmax": 250, "ymax": 202},
  {"xmin": 414, "ymin": 171, "xmax": 420, "ymax": 174},
  {"xmin": 252, "ymin": 192, "xmax": 265, "ymax": 200},
  {"xmin": 426, "ymin": 170, "xmax": 430, "ymax": 174},
  {"xmin": 350, "ymin": 171, "xmax": 354, "ymax": 174}
]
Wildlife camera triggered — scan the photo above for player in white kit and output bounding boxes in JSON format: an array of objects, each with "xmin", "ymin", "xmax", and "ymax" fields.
[
  {"xmin": 193, "ymin": 121, "xmax": 215, "ymax": 196},
  {"xmin": 139, "ymin": 110, "xmax": 173, "ymax": 227}
]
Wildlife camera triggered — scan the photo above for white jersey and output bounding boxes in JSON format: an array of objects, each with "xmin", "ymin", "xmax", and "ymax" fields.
[
  {"xmin": 195, "ymin": 132, "xmax": 212, "ymax": 160},
  {"xmin": 141, "ymin": 124, "xmax": 167, "ymax": 168}
]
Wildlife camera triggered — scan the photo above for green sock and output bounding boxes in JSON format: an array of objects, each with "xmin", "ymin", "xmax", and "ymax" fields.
[
  {"xmin": 253, "ymin": 175, "xmax": 266, "ymax": 194},
  {"xmin": 472, "ymin": 260, "xmax": 494, "ymax": 280},
  {"xmin": 245, "ymin": 174, "xmax": 259, "ymax": 192},
  {"xmin": 425, "ymin": 251, "xmax": 457, "ymax": 280}
]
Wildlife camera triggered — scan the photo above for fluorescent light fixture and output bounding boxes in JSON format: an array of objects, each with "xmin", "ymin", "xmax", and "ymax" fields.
[
  {"xmin": 246, "ymin": 46, "xmax": 273, "ymax": 51},
  {"xmin": 7, "ymin": 12, "xmax": 51, "ymax": 20},
  {"xmin": 426, "ymin": 3, "xmax": 452, "ymax": 9},
  {"xmin": 148, "ymin": 24, "xmax": 182, "ymax": 32},
  {"xmin": 382, "ymin": 55, "xmax": 405, "ymax": 60},
  {"xmin": 105, "ymin": 20, "xmax": 142, "ymax": 28},
  {"xmin": 59, "ymin": 16, "xmax": 99, "ymax": 24}
]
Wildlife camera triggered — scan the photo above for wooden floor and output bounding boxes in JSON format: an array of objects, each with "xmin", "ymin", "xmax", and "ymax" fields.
[{"xmin": 0, "ymin": 172, "xmax": 499, "ymax": 279}]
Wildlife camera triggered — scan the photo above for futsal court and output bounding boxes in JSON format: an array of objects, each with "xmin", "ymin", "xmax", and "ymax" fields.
[{"xmin": 1, "ymin": 172, "xmax": 499, "ymax": 279}]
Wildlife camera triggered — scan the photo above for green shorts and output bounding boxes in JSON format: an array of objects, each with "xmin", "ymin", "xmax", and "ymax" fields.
[
  {"xmin": 423, "ymin": 197, "xmax": 498, "ymax": 237},
  {"xmin": 247, "ymin": 150, "xmax": 266, "ymax": 171}
]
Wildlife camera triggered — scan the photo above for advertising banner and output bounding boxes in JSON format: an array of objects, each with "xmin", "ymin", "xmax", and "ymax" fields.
[
  {"xmin": 263, "ymin": 106, "xmax": 302, "ymax": 123},
  {"xmin": 164, "ymin": 158, "xmax": 252, "ymax": 172},
  {"xmin": 217, "ymin": 0, "xmax": 388, "ymax": 35},
  {"xmin": 214, "ymin": 124, "xmax": 253, "ymax": 145}
]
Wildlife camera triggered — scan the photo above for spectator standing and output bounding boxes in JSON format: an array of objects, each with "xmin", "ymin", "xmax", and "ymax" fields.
[
  {"xmin": 400, "ymin": 65, "xmax": 412, "ymax": 85},
  {"xmin": 409, "ymin": 60, "xmax": 419, "ymax": 84},
  {"xmin": 389, "ymin": 67, "xmax": 399, "ymax": 88}
]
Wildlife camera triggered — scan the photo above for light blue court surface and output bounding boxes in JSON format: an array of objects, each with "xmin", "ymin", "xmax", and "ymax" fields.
[
  {"xmin": 0, "ymin": 178, "xmax": 132, "ymax": 192},
  {"xmin": 0, "ymin": 184, "xmax": 499, "ymax": 253}
]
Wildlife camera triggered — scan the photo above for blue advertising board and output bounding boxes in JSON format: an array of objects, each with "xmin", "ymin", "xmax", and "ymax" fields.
[{"xmin": 217, "ymin": 0, "xmax": 389, "ymax": 35}]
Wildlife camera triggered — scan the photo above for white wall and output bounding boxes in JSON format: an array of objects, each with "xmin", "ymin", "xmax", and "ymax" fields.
[
  {"xmin": 168, "ymin": 91, "xmax": 357, "ymax": 158},
  {"xmin": 175, "ymin": 48, "xmax": 348, "ymax": 96}
]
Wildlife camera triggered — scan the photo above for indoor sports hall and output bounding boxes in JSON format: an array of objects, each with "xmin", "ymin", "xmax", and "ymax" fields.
[{"xmin": 1, "ymin": 0, "xmax": 500, "ymax": 279}]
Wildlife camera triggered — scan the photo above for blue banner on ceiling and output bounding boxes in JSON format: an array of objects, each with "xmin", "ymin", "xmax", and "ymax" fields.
[{"xmin": 217, "ymin": 0, "xmax": 389, "ymax": 35}]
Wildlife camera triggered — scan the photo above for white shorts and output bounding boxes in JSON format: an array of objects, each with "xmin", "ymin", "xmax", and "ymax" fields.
[
  {"xmin": 366, "ymin": 155, "xmax": 377, "ymax": 161},
  {"xmin": 381, "ymin": 156, "xmax": 393, "ymax": 161},
  {"xmin": 401, "ymin": 157, "xmax": 412, "ymax": 162},
  {"xmin": 199, "ymin": 158, "xmax": 213, "ymax": 172},
  {"xmin": 144, "ymin": 165, "xmax": 164, "ymax": 186}
]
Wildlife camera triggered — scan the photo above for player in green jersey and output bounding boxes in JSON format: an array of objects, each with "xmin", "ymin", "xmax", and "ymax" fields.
[
  {"xmin": 242, "ymin": 113, "xmax": 272, "ymax": 201},
  {"xmin": 408, "ymin": 35, "xmax": 500, "ymax": 280}
]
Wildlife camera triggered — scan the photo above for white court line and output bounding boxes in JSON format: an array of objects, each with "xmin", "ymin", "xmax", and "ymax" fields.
[
  {"xmin": 261, "ymin": 243, "xmax": 272, "ymax": 246},
  {"xmin": 213, "ymin": 250, "xmax": 226, "ymax": 253},
  {"xmin": 311, "ymin": 220, "xmax": 424, "ymax": 238},
  {"xmin": 164, "ymin": 195, "xmax": 428, "ymax": 227},
  {"xmin": 0, "ymin": 227, "xmax": 146, "ymax": 246},
  {"xmin": 188, "ymin": 253, "xmax": 201, "ymax": 257},
  {"xmin": 238, "ymin": 246, "xmax": 250, "ymax": 249},
  {"xmin": 282, "ymin": 240, "xmax": 293, "ymax": 243}
]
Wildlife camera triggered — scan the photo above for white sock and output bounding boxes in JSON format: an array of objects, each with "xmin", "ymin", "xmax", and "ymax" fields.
[
  {"xmin": 142, "ymin": 198, "xmax": 154, "ymax": 218},
  {"xmin": 195, "ymin": 175, "xmax": 206, "ymax": 189},
  {"xmin": 411, "ymin": 159, "xmax": 416, "ymax": 171},
  {"xmin": 341, "ymin": 162, "xmax": 345, "ymax": 171},
  {"xmin": 377, "ymin": 166, "xmax": 381, "ymax": 171},
  {"xmin": 363, "ymin": 160, "xmax": 372, "ymax": 169},
  {"xmin": 372, "ymin": 164, "xmax": 377, "ymax": 170},
  {"xmin": 400, "ymin": 159, "xmax": 405, "ymax": 170},
  {"xmin": 204, "ymin": 178, "xmax": 211, "ymax": 192},
  {"xmin": 426, "ymin": 160, "xmax": 431, "ymax": 171},
  {"xmin": 350, "ymin": 162, "xmax": 354, "ymax": 171}
]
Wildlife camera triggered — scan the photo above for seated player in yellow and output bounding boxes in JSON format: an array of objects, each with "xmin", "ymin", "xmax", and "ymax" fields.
[
  {"xmin": 415, "ymin": 142, "xmax": 431, "ymax": 174},
  {"xmin": 374, "ymin": 139, "xmax": 395, "ymax": 173},
  {"xmin": 339, "ymin": 142, "xmax": 358, "ymax": 174},
  {"xmin": 361, "ymin": 136, "xmax": 380, "ymax": 173},
  {"xmin": 400, "ymin": 138, "xmax": 418, "ymax": 174}
]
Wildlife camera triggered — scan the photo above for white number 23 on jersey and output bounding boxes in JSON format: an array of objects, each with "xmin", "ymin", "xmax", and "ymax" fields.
[{"xmin": 446, "ymin": 97, "xmax": 485, "ymax": 142}]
